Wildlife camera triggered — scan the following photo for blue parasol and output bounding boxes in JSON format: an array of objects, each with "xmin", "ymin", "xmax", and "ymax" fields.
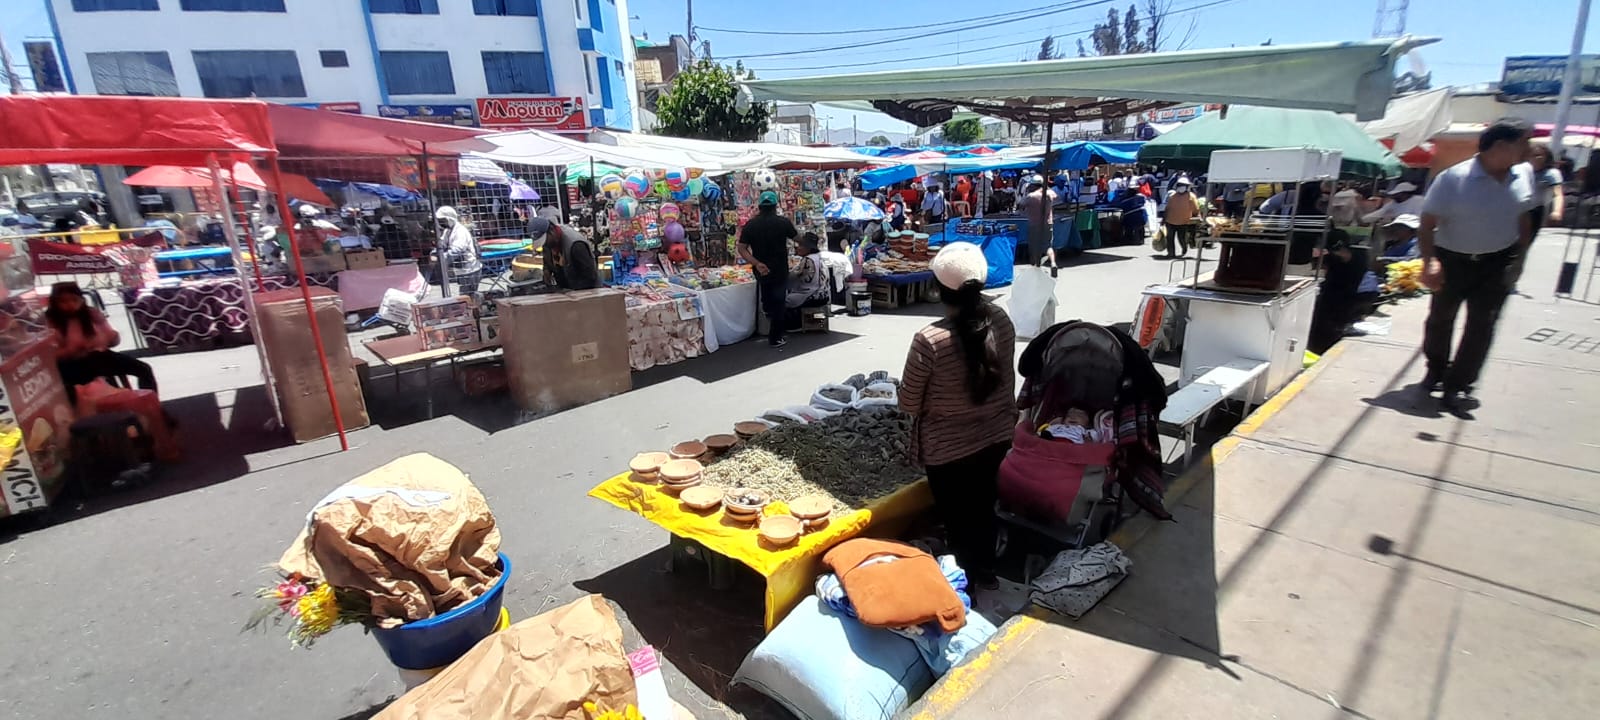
[{"xmin": 822, "ymin": 196, "xmax": 885, "ymax": 221}]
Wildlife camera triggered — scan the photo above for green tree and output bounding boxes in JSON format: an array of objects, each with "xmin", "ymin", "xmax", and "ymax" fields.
[
  {"xmin": 1037, "ymin": 35, "xmax": 1059, "ymax": 61},
  {"xmin": 867, "ymin": 135, "xmax": 892, "ymax": 146},
  {"xmin": 941, "ymin": 118, "xmax": 984, "ymax": 145},
  {"xmin": 655, "ymin": 60, "xmax": 773, "ymax": 142}
]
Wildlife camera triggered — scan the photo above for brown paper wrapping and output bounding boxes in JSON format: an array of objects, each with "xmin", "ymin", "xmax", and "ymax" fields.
[
  {"xmin": 278, "ymin": 453, "xmax": 501, "ymax": 625},
  {"xmin": 376, "ymin": 595, "xmax": 638, "ymax": 720}
]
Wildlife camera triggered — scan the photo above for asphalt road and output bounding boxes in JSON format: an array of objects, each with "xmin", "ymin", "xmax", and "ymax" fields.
[{"xmin": 0, "ymin": 242, "xmax": 1210, "ymax": 720}]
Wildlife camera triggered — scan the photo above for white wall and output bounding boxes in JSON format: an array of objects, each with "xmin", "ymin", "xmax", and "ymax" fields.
[
  {"xmin": 51, "ymin": 0, "xmax": 381, "ymax": 109},
  {"xmin": 537, "ymin": 0, "xmax": 594, "ymax": 110},
  {"xmin": 1451, "ymin": 92, "xmax": 1600, "ymax": 127},
  {"xmin": 369, "ymin": 3, "xmax": 545, "ymax": 104}
]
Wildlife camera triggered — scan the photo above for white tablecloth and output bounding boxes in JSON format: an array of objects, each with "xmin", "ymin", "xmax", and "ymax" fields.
[
  {"xmin": 336, "ymin": 261, "xmax": 427, "ymax": 310},
  {"xmin": 698, "ymin": 281, "xmax": 757, "ymax": 351}
]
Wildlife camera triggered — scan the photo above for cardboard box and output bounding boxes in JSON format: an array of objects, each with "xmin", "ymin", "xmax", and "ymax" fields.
[
  {"xmin": 254, "ymin": 288, "xmax": 370, "ymax": 442},
  {"xmin": 293, "ymin": 253, "xmax": 346, "ymax": 275},
  {"xmin": 344, "ymin": 247, "xmax": 387, "ymax": 271},
  {"xmin": 412, "ymin": 296, "xmax": 475, "ymax": 331},
  {"xmin": 498, "ymin": 289, "xmax": 631, "ymax": 416}
]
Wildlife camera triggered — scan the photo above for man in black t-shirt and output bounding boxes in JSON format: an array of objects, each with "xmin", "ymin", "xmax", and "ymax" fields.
[{"xmin": 737, "ymin": 191, "xmax": 798, "ymax": 347}]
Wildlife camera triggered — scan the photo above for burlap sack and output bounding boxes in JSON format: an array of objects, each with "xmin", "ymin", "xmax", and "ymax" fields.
[{"xmin": 279, "ymin": 453, "xmax": 501, "ymax": 625}]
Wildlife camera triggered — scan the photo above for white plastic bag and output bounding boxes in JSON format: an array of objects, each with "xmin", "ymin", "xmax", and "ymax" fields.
[
  {"xmin": 858, "ymin": 381, "xmax": 898, "ymax": 405},
  {"xmin": 760, "ymin": 408, "xmax": 811, "ymax": 425},
  {"xmin": 1009, "ymin": 265, "xmax": 1058, "ymax": 339},
  {"xmin": 810, "ymin": 384, "xmax": 859, "ymax": 412}
]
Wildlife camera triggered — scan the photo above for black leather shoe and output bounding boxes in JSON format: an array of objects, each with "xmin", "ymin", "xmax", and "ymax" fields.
[
  {"xmin": 1439, "ymin": 390, "xmax": 1478, "ymax": 415},
  {"xmin": 1421, "ymin": 369, "xmax": 1445, "ymax": 393}
]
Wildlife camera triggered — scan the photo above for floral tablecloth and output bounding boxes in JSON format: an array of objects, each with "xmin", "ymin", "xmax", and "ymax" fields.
[{"xmin": 626, "ymin": 295, "xmax": 706, "ymax": 371}]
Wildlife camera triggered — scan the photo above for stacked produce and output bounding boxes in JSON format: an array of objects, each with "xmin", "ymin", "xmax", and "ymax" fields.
[
  {"xmin": 701, "ymin": 406, "xmax": 919, "ymax": 512},
  {"xmin": 1383, "ymin": 258, "xmax": 1425, "ymax": 295},
  {"xmin": 861, "ymin": 253, "xmax": 930, "ymax": 276}
]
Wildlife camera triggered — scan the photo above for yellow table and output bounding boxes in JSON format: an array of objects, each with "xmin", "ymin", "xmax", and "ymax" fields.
[{"xmin": 589, "ymin": 472, "xmax": 933, "ymax": 631}]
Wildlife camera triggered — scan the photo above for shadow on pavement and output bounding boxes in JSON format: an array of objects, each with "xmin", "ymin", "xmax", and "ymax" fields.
[
  {"xmin": 632, "ymin": 329, "xmax": 860, "ymax": 390},
  {"xmin": 575, "ymin": 548, "xmax": 792, "ymax": 720},
  {"xmin": 1057, "ymin": 250, "xmax": 1136, "ymax": 267}
]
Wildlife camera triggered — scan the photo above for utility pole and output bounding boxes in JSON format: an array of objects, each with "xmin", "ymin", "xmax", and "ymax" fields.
[
  {"xmin": 853, "ymin": 116, "xmax": 858, "ymax": 146},
  {"xmin": 1371, "ymin": 0, "xmax": 1409, "ymax": 38},
  {"xmin": 0, "ymin": 26, "xmax": 25, "ymax": 94},
  {"xmin": 1549, "ymin": 0, "xmax": 1593, "ymax": 158}
]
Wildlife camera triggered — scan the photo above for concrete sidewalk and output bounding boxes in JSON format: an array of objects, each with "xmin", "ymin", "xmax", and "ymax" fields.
[{"xmin": 911, "ymin": 233, "xmax": 1600, "ymax": 719}]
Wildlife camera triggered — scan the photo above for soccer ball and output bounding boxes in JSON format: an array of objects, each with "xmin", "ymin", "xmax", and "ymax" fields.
[
  {"xmin": 752, "ymin": 169, "xmax": 778, "ymax": 193},
  {"xmin": 597, "ymin": 174, "xmax": 624, "ymax": 199}
]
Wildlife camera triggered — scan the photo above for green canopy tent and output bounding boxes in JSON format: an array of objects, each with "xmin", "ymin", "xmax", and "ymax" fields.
[
  {"xmin": 565, "ymin": 161, "xmax": 624, "ymax": 184},
  {"xmin": 1138, "ymin": 106, "xmax": 1404, "ymax": 178}
]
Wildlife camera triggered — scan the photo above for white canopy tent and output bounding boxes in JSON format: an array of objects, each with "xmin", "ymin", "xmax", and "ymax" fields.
[
  {"xmin": 441, "ymin": 128, "xmax": 770, "ymax": 172},
  {"xmin": 1352, "ymin": 87, "xmax": 1454, "ymax": 153},
  {"xmin": 590, "ymin": 130, "xmax": 882, "ymax": 170}
]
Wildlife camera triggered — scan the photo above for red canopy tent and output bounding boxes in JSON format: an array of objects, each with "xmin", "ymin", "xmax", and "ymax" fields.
[
  {"xmin": 0, "ymin": 94, "xmax": 352, "ymax": 451},
  {"xmin": 123, "ymin": 163, "xmax": 336, "ymax": 207}
]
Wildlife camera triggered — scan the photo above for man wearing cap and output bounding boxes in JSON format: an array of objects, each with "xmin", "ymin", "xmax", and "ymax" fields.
[
  {"xmin": 1418, "ymin": 118, "xmax": 1536, "ymax": 412},
  {"xmin": 1016, "ymin": 174, "xmax": 1057, "ymax": 266},
  {"xmin": 529, "ymin": 216, "xmax": 598, "ymax": 291},
  {"xmin": 1378, "ymin": 214, "xmax": 1422, "ymax": 262},
  {"xmin": 1362, "ymin": 181, "xmax": 1425, "ymax": 225},
  {"xmin": 434, "ymin": 206, "xmax": 482, "ymax": 295},
  {"xmin": 737, "ymin": 190, "xmax": 798, "ymax": 348}
]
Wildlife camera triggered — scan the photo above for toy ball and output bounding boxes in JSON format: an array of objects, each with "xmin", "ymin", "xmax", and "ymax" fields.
[
  {"xmin": 645, "ymin": 168, "xmax": 666, "ymax": 181},
  {"xmin": 687, "ymin": 177, "xmax": 705, "ymax": 196},
  {"xmin": 663, "ymin": 221, "xmax": 686, "ymax": 243},
  {"xmin": 652, "ymin": 180, "xmax": 671, "ymax": 198},
  {"xmin": 597, "ymin": 174, "xmax": 624, "ymax": 198},
  {"xmin": 664, "ymin": 168, "xmax": 688, "ymax": 190},
  {"xmin": 666, "ymin": 242, "xmax": 691, "ymax": 263},
  {"xmin": 752, "ymin": 169, "xmax": 778, "ymax": 192},
  {"xmin": 670, "ymin": 186, "xmax": 691, "ymax": 202},
  {"xmin": 622, "ymin": 171, "xmax": 650, "ymax": 198},
  {"xmin": 660, "ymin": 203, "xmax": 681, "ymax": 222},
  {"xmin": 702, "ymin": 179, "xmax": 722, "ymax": 201},
  {"xmin": 615, "ymin": 196, "xmax": 641, "ymax": 219},
  {"xmin": 687, "ymin": 167, "xmax": 704, "ymax": 180}
]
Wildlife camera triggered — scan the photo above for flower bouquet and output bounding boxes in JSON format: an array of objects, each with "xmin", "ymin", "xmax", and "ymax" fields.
[{"xmin": 243, "ymin": 572, "xmax": 375, "ymax": 648}]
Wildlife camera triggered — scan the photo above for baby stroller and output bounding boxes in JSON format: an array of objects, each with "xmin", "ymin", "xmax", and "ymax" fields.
[{"xmin": 995, "ymin": 321, "xmax": 1173, "ymax": 577}]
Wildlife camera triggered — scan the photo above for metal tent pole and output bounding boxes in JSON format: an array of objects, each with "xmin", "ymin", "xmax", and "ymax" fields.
[
  {"xmin": 267, "ymin": 154, "xmax": 349, "ymax": 452},
  {"xmin": 209, "ymin": 154, "xmax": 283, "ymax": 431}
]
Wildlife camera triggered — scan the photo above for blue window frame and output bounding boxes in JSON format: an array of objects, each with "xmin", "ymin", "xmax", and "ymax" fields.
[
  {"xmin": 482, "ymin": 52, "xmax": 549, "ymax": 94},
  {"xmin": 368, "ymin": 0, "xmax": 438, "ymax": 13},
  {"xmin": 381, "ymin": 51, "xmax": 454, "ymax": 95},
  {"xmin": 596, "ymin": 57, "xmax": 612, "ymax": 108},
  {"xmin": 192, "ymin": 50, "xmax": 306, "ymax": 98},
  {"xmin": 178, "ymin": 0, "xmax": 286, "ymax": 10},
  {"xmin": 472, "ymin": 0, "xmax": 537, "ymax": 15},
  {"xmin": 86, "ymin": 51, "xmax": 177, "ymax": 96},
  {"xmin": 70, "ymin": 0, "xmax": 159, "ymax": 10}
]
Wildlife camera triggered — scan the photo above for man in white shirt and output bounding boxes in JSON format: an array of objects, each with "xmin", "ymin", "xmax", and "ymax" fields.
[
  {"xmin": 434, "ymin": 205, "xmax": 482, "ymax": 296},
  {"xmin": 1363, "ymin": 181, "xmax": 1425, "ymax": 225},
  {"xmin": 1417, "ymin": 119, "xmax": 1535, "ymax": 412}
]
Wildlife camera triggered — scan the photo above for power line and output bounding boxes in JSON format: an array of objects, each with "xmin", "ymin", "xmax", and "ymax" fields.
[
  {"xmin": 749, "ymin": 0, "xmax": 1243, "ymax": 74},
  {"xmin": 698, "ymin": 1, "xmax": 1085, "ymax": 37},
  {"xmin": 716, "ymin": 0, "xmax": 1117, "ymax": 61}
]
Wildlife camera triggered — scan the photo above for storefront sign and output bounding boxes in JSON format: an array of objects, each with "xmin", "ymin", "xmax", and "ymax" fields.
[
  {"xmin": 286, "ymin": 101, "xmax": 363, "ymax": 114},
  {"xmin": 1140, "ymin": 105, "xmax": 1204, "ymax": 123},
  {"xmin": 475, "ymin": 96, "xmax": 589, "ymax": 131},
  {"xmin": 378, "ymin": 104, "xmax": 478, "ymax": 127},
  {"xmin": 0, "ymin": 339, "xmax": 72, "ymax": 515},
  {"xmin": 1500, "ymin": 55, "xmax": 1600, "ymax": 100}
]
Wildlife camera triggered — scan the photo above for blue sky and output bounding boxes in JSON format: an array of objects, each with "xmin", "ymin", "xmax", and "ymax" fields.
[{"xmin": 630, "ymin": 0, "xmax": 1600, "ymax": 133}]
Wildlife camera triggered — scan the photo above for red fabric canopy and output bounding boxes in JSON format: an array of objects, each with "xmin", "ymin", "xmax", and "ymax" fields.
[
  {"xmin": 123, "ymin": 162, "xmax": 334, "ymax": 206},
  {"xmin": 266, "ymin": 104, "xmax": 487, "ymax": 158},
  {"xmin": 0, "ymin": 95, "xmax": 275, "ymax": 166}
]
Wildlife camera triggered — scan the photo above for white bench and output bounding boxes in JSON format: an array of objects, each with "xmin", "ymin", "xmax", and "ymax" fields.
[{"xmin": 1160, "ymin": 358, "xmax": 1270, "ymax": 466}]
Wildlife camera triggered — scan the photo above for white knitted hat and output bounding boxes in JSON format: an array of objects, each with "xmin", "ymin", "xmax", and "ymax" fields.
[{"xmin": 930, "ymin": 242, "xmax": 987, "ymax": 291}]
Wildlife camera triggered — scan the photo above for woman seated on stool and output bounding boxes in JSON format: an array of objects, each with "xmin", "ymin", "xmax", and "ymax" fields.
[{"xmin": 47, "ymin": 282, "xmax": 156, "ymax": 403}]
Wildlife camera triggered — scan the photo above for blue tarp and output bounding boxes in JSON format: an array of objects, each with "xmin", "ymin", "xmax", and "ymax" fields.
[
  {"xmin": 857, "ymin": 158, "xmax": 1041, "ymax": 190},
  {"xmin": 1048, "ymin": 141, "xmax": 1145, "ymax": 170},
  {"xmin": 942, "ymin": 233, "xmax": 1016, "ymax": 289}
]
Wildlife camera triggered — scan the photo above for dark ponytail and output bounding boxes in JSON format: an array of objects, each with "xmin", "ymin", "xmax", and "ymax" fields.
[{"xmin": 940, "ymin": 281, "xmax": 1001, "ymax": 404}]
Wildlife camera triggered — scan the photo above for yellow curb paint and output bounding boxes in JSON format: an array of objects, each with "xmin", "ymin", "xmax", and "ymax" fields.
[{"xmin": 912, "ymin": 342, "xmax": 1348, "ymax": 718}]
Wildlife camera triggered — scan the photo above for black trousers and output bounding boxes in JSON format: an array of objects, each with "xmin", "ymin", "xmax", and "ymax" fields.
[
  {"xmin": 1529, "ymin": 207, "xmax": 1545, "ymax": 244},
  {"xmin": 756, "ymin": 274, "xmax": 786, "ymax": 344},
  {"xmin": 1164, "ymin": 222, "xmax": 1194, "ymax": 258},
  {"xmin": 1424, "ymin": 247, "xmax": 1514, "ymax": 392},
  {"xmin": 58, "ymin": 351, "xmax": 156, "ymax": 403},
  {"xmin": 925, "ymin": 441, "xmax": 1011, "ymax": 577}
]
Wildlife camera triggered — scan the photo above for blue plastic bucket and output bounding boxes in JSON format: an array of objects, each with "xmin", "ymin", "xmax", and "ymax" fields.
[{"xmin": 371, "ymin": 553, "xmax": 511, "ymax": 670}]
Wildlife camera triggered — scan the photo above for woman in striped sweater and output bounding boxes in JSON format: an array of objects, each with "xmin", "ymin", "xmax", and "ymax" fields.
[{"xmin": 898, "ymin": 243, "xmax": 1017, "ymax": 581}]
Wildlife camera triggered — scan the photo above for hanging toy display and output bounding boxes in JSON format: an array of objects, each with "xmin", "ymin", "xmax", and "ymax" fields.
[
  {"xmin": 664, "ymin": 168, "xmax": 688, "ymax": 190},
  {"xmin": 752, "ymin": 169, "xmax": 779, "ymax": 193},
  {"xmin": 659, "ymin": 203, "xmax": 681, "ymax": 222},
  {"xmin": 687, "ymin": 177, "xmax": 705, "ymax": 197},
  {"xmin": 598, "ymin": 174, "xmax": 625, "ymax": 198},
  {"xmin": 622, "ymin": 169, "xmax": 651, "ymax": 198},
  {"xmin": 666, "ymin": 242, "xmax": 691, "ymax": 264},
  {"xmin": 615, "ymin": 196, "xmax": 641, "ymax": 218},
  {"xmin": 687, "ymin": 167, "xmax": 704, "ymax": 180},
  {"xmin": 663, "ymin": 221, "xmax": 686, "ymax": 244},
  {"xmin": 670, "ymin": 186, "xmax": 692, "ymax": 203},
  {"xmin": 652, "ymin": 180, "xmax": 671, "ymax": 198},
  {"xmin": 645, "ymin": 168, "xmax": 666, "ymax": 182}
]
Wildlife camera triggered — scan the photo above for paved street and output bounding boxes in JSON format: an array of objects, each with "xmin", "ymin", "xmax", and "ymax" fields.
[
  {"xmin": 0, "ymin": 242, "xmax": 1209, "ymax": 720},
  {"xmin": 908, "ymin": 230, "xmax": 1600, "ymax": 720}
]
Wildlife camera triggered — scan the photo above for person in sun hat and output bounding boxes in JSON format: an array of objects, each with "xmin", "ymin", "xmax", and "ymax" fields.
[
  {"xmin": 897, "ymin": 242, "xmax": 1016, "ymax": 583},
  {"xmin": 737, "ymin": 190, "xmax": 798, "ymax": 348},
  {"xmin": 433, "ymin": 205, "xmax": 482, "ymax": 295},
  {"xmin": 1362, "ymin": 180, "xmax": 1424, "ymax": 225}
]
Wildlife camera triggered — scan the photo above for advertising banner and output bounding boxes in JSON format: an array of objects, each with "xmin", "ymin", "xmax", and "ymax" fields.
[
  {"xmin": 1500, "ymin": 55, "xmax": 1600, "ymax": 100},
  {"xmin": 378, "ymin": 104, "xmax": 478, "ymax": 127},
  {"xmin": 475, "ymin": 97, "xmax": 589, "ymax": 132},
  {"xmin": 0, "ymin": 338, "xmax": 72, "ymax": 516},
  {"xmin": 26, "ymin": 234, "xmax": 165, "ymax": 274}
]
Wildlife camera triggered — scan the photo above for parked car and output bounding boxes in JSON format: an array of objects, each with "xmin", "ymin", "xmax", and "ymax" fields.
[{"xmin": 15, "ymin": 191, "xmax": 106, "ymax": 223}]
